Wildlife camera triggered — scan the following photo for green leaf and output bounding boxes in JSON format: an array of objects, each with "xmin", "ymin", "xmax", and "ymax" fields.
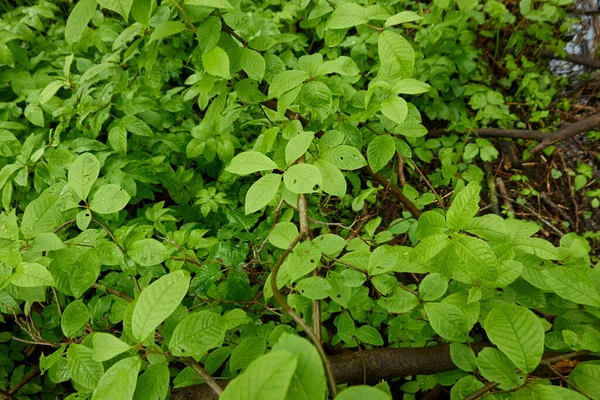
[
  {"xmin": 96, "ymin": 0, "xmax": 133, "ymax": 20},
  {"xmin": 515, "ymin": 237, "xmax": 562, "ymax": 260},
  {"xmin": 91, "ymin": 357, "xmax": 140, "ymax": 400},
  {"xmin": 314, "ymin": 159, "xmax": 346, "ymax": 197},
  {"xmin": 321, "ymin": 145, "xmax": 367, "ymax": 170},
  {"xmin": 381, "ymin": 96, "xmax": 408, "ymax": 126},
  {"xmin": 67, "ymin": 344, "xmax": 104, "ymax": 390},
  {"xmin": 92, "ymin": 333, "xmax": 131, "ymax": 362},
  {"xmin": 202, "ymin": 46, "xmax": 230, "ymax": 79},
  {"xmin": 446, "ymin": 182, "xmax": 481, "ymax": 231},
  {"xmin": 68, "ymin": 153, "xmax": 100, "ymax": 201},
  {"xmin": 25, "ymin": 103, "xmax": 44, "ymax": 127},
  {"xmin": 533, "ymin": 384, "xmax": 589, "ymax": 399},
  {"xmin": 316, "ymin": 56, "xmax": 360, "ymax": 76},
  {"xmin": 268, "ymin": 70, "xmax": 309, "ymax": 98},
  {"xmin": 108, "ymin": 123, "xmax": 127, "ymax": 154},
  {"xmin": 392, "ymin": 79, "xmax": 431, "ymax": 95},
  {"xmin": 484, "ymin": 303, "xmax": 544, "ymax": 372},
  {"xmin": 230, "ymin": 337, "xmax": 267, "ymax": 372},
  {"xmin": 378, "ymin": 31, "xmax": 415, "ymax": 78},
  {"xmin": 11, "ymin": 262, "xmax": 55, "ymax": 287},
  {"xmin": 268, "ymin": 222, "xmax": 299, "ymax": 249},
  {"xmin": 61, "ymin": 300, "xmax": 90, "ymax": 338},
  {"xmin": 39, "ymin": 81, "xmax": 65, "ymax": 105},
  {"xmin": 367, "ymin": 135, "xmax": 396, "ymax": 172},
  {"xmin": 132, "ymin": 363, "xmax": 169, "ymax": 400},
  {"xmin": 149, "ymin": 21, "xmax": 186, "ymax": 43},
  {"xmin": 476, "ymin": 348, "xmax": 522, "ymax": 390},
  {"xmin": 570, "ymin": 363, "xmax": 600, "ymax": 399},
  {"xmin": 542, "ymin": 267, "xmax": 600, "ymax": 307},
  {"xmin": 65, "ymin": 0, "xmax": 97, "ymax": 44},
  {"xmin": 296, "ymin": 276, "xmax": 332, "ymax": 300},
  {"xmin": 287, "ymin": 241, "xmax": 322, "ymax": 282},
  {"xmin": 416, "ymin": 211, "xmax": 448, "ymax": 240},
  {"xmin": 122, "ymin": 115, "xmax": 152, "ymax": 136},
  {"xmin": 245, "ymin": 174, "xmax": 281, "ymax": 214},
  {"xmin": 223, "ymin": 309, "xmax": 251, "ymax": 330},
  {"xmin": 131, "ymin": 271, "xmax": 190, "ymax": 341},
  {"xmin": 40, "ymin": 344, "xmax": 66, "ymax": 374},
  {"xmin": 283, "ymin": 164, "xmax": 322, "ymax": 194},
  {"xmin": 220, "ymin": 351, "xmax": 298, "ymax": 400},
  {"xmin": 272, "ymin": 334, "xmax": 327, "ymax": 400},
  {"xmin": 327, "ymin": 3, "xmax": 368, "ymax": 29},
  {"xmin": 185, "ymin": 0, "xmax": 234, "ymax": 8},
  {"xmin": 334, "ymin": 386, "xmax": 392, "ymax": 400},
  {"xmin": 423, "ymin": 302, "xmax": 468, "ymax": 341},
  {"xmin": 89, "ymin": 184, "xmax": 131, "ymax": 214},
  {"xmin": 285, "ymin": 132, "xmax": 315, "ymax": 165},
  {"xmin": 450, "ymin": 342, "xmax": 477, "ymax": 372},
  {"xmin": 241, "ymin": 48, "xmax": 265, "ymax": 82},
  {"xmin": 419, "ymin": 273, "xmax": 448, "ymax": 301},
  {"xmin": 378, "ymin": 288, "xmax": 419, "ymax": 313},
  {"xmin": 21, "ymin": 191, "xmax": 59, "ymax": 239},
  {"xmin": 226, "ymin": 151, "xmax": 278, "ymax": 175},
  {"xmin": 355, "ymin": 325, "xmax": 384, "ymax": 345},
  {"xmin": 385, "ymin": 11, "xmax": 423, "ymax": 27},
  {"xmin": 131, "ymin": 0, "xmax": 153, "ymax": 26},
  {"xmin": 169, "ymin": 311, "xmax": 225, "ymax": 358},
  {"xmin": 128, "ymin": 239, "xmax": 169, "ymax": 266}
]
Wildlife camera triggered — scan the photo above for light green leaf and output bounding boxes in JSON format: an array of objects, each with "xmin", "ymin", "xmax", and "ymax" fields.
[
  {"xmin": 446, "ymin": 182, "xmax": 481, "ymax": 231},
  {"xmin": 268, "ymin": 222, "xmax": 299, "ymax": 249},
  {"xmin": 287, "ymin": 241, "xmax": 322, "ymax": 282},
  {"xmin": 476, "ymin": 348, "xmax": 522, "ymax": 390},
  {"xmin": 367, "ymin": 135, "xmax": 396, "ymax": 172},
  {"xmin": 128, "ymin": 239, "xmax": 168, "ymax": 266},
  {"xmin": 515, "ymin": 237, "xmax": 563, "ymax": 260},
  {"xmin": 570, "ymin": 363, "xmax": 600, "ymax": 399},
  {"xmin": 39, "ymin": 81, "xmax": 65, "ymax": 105},
  {"xmin": 378, "ymin": 288, "xmax": 419, "ymax": 313},
  {"xmin": 109, "ymin": 123, "xmax": 127, "ymax": 154},
  {"xmin": 131, "ymin": 0, "xmax": 153, "ymax": 26},
  {"xmin": 385, "ymin": 11, "xmax": 423, "ymax": 27},
  {"xmin": 196, "ymin": 16, "xmax": 221, "ymax": 53},
  {"xmin": 203, "ymin": 46, "xmax": 230, "ymax": 79},
  {"xmin": 484, "ymin": 303, "xmax": 544, "ymax": 372},
  {"xmin": 245, "ymin": 174, "xmax": 281, "ymax": 214},
  {"xmin": 25, "ymin": 103, "xmax": 44, "ymax": 127},
  {"xmin": 296, "ymin": 276, "xmax": 332, "ymax": 300},
  {"xmin": 65, "ymin": 0, "xmax": 97, "ymax": 44},
  {"xmin": 272, "ymin": 334, "xmax": 327, "ymax": 400},
  {"xmin": 132, "ymin": 363, "xmax": 169, "ymax": 400},
  {"xmin": 92, "ymin": 333, "xmax": 131, "ymax": 362},
  {"xmin": 61, "ymin": 300, "xmax": 90, "ymax": 338},
  {"xmin": 223, "ymin": 309, "xmax": 251, "ymax": 330},
  {"xmin": 226, "ymin": 151, "xmax": 278, "ymax": 175},
  {"xmin": 334, "ymin": 386, "xmax": 391, "ymax": 400},
  {"xmin": 419, "ymin": 273, "xmax": 448, "ymax": 301},
  {"xmin": 220, "ymin": 351, "xmax": 297, "ymax": 400},
  {"xmin": 381, "ymin": 96, "xmax": 408, "ymax": 125},
  {"xmin": 68, "ymin": 153, "xmax": 100, "ymax": 201},
  {"xmin": 283, "ymin": 164, "xmax": 322, "ymax": 194},
  {"xmin": 268, "ymin": 70, "xmax": 309, "ymax": 98},
  {"xmin": 392, "ymin": 79, "xmax": 431, "ymax": 95},
  {"xmin": 285, "ymin": 132, "xmax": 314, "ymax": 165},
  {"xmin": 314, "ymin": 159, "xmax": 346, "ymax": 198},
  {"xmin": 424, "ymin": 302, "xmax": 468, "ymax": 341},
  {"xmin": 542, "ymin": 267, "xmax": 600, "ymax": 307},
  {"xmin": 452, "ymin": 235, "xmax": 498, "ymax": 284},
  {"xmin": 450, "ymin": 342, "xmax": 477, "ymax": 372},
  {"xmin": 241, "ymin": 48, "xmax": 265, "ymax": 82},
  {"xmin": 132, "ymin": 271, "xmax": 190, "ymax": 341},
  {"xmin": 316, "ymin": 56, "xmax": 360, "ymax": 76},
  {"xmin": 149, "ymin": 21, "xmax": 185, "ymax": 43},
  {"xmin": 21, "ymin": 191, "xmax": 59, "ymax": 238},
  {"xmin": 122, "ymin": 115, "xmax": 153, "ymax": 136},
  {"xmin": 12, "ymin": 262, "xmax": 55, "ymax": 287},
  {"xmin": 327, "ymin": 3, "xmax": 368, "ymax": 29},
  {"xmin": 185, "ymin": 0, "xmax": 234, "ymax": 8},
  {"xmin": 67, "ymin": 344, "xmax": 104, "ymax": 390},
  {"xmin": 91, "ymin": 357, "xmax": 141, "ymax": 400},
  {"xmin": 321, "ymin": 145, "xmax": 367, "ymax": 170},
  {"xmin": 355, "ymin": 325, "xmax": 384, "ymax": 345},
  {"xmin": 533, "ymin": 384, "xmax": 589, "ymax": 399},
  {"xmin": 416, "ymin": 211, "xmax": 448, "ymax": 240},
  {"xmin": 96, "ymin": 0, "xmax": 133, "ymax": 20},
  {"xmin": 230, "ymin": 337, "xmax": 267, "ymax": 372},
  {"xmin": 89, "ymin": 184, "xmax": 131, "ymax": 214},
  {"xmin": 169, "ymin": 311, "xmax": 225, "ymax": 358},
  {"xmin": 378, "ymin": 31, "xmax": 415, "ymax": 78}
]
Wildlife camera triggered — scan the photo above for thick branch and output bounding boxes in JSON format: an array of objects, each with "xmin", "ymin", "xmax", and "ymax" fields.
[{"xmin": 539, "ymin": 49, "xmax": 600, "ymax": 69}]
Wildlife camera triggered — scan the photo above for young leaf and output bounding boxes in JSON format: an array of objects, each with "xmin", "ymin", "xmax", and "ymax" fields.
[
  {"xmin": 91, "ymin": 357, "xmax": 141, "ymax": 400},
  {"xmin": 569, "ymin": 363, "xmax": 600, "ymax": 399},
  {"xmin": 169, "ymin": 311, "xmax": 225, "ymax": 358},
  {"xmin": 355, "ymin": 325, "xmax": 384, "ymax": 345},
  {"xmin": 89, "ymin": 184, "xmax": 131, "ymax": 214},
  {"xmin": 378, "ymin": 31, "xmax": 415, "ymax": 78},
  {"xmin": 245, "ymin": 174, "xmax": 281, "ymax": 214},
  {"xmin": 65, "ymin": 0, "xmax": 97, "ymax": 44},
  {"xmin": 130, "ymin": 0, "xmax": 153, "ymax": 25},
  {"xmin": 385, "ymin": 11, "xmax": 423, "ymax": 27},
  {"xmin": 484, "ymin": 303, "xmax": 544, "ymax": 372},
  {"xmin": 268, "ymin": 70, "xmax": 309, "ymax": 99},
  {"xmin": 39, "ymin": 81, "xmax": 65, "ymax": 104},
  {"xmin": 314, "ymin": 159, "xmax": 346, "ymax": 197},
  {"xmin": 392, "ymin": 79, "xmax": 431, "ymax": 95},
  {"xmin": 131, "ymin": 271, "xmax": 190, "ymax": 341},
  {"xmin": 92, "ymin": 333, "xmax": 131, "ymax": 362},
  {"xmin": 132, "ymin": 363, "xmax": 170, "ymax": 400},
  {"xmin": 283, "ymin": 164, "xmax": 322, "ymax": 194},
  {"xmin": 202, "ymin": 46, "xmax": 230, "ymax": 79},
  {"xmin": 327, "ymin": 3, "xmax": 368, "ymax": 29},
  {"xmin": 367, "ymin": 135, "xmax": 396, "ymax": 172},
  {"xmin": 316, "ymin": 56, "xmax": 360, "ymax": 76},
  {"xmin": 128, "ymin": 239, "xmax": 169, "ymax": 266},
  {"xmin": 380, "ymin": 96, "xmax": 408, "ymax": 125},
  {"xmin": 225, "ymin": 151, "xmax": 278, "ymax": 175},
  {"xmin": 285, "ymin": 132, "xmax": 314, "ymax": 165},
  {"xmin": 446, "ymin": 182, "xmax": 481, "ymax": 231},
  {"xmin": 241, "ymin": 48, "xmax": 265, "ymax": 82},
  {"xmin": 68, "ymin": 153, "xmax": 100, "ymax": 201}
]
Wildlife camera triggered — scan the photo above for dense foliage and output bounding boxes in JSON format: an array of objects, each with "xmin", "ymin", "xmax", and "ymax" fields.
[{"xmin": 0, "ymin": 0, "xmax": 598, "ymax": 399}]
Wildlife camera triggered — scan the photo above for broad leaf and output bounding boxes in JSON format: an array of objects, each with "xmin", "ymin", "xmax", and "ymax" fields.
[
  {"xmin": 65, "ymin": 0, "xmax": 96, "ymax": 44},
  {"xmin": 226, "ymin": 151, "xmax": 278, "ymax": 175},
  {"xmin": 367, "ymin": 135, "xmax": 396, "ymax": 172},
  {"xmin": 68, "ymin": 153, "xmax": 100, "ymax": 201},
  {"xmin": 169, "ymin": 311, "xmax": 225, "ymax": 358},
  {"xmin": 542, "ymin": 267, "xmax": 600, "ymax": 307},
  {"xmin": 128, "ymin": 239, "xmax": 169, "ymax": 266},
  {"xmin": 245, "ymin": 174, "xmax": 281, "ymax": 214},
  {"xmin": 381, "ymin": 96, "xmax": 408, "ymax": 126},
  {"xmin": 89, "ymin": 184, "xmax": 131, "ymax": 214},
  {"xmin": 283, "ymin": 164, "xmax": 322, "ymax": 194},
  {"xmin": 91, "ymin": 357, "xmax": 140, "ymax": 400},
  {"xmin": 446, "ymin": 182, "xmax": 481, "ymax": 231}
]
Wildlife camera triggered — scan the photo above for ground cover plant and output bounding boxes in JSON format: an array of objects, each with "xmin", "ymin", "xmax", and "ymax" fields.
[{"xmin": 0, "ymin": 0, "xmax": 599, "ymax": 399}]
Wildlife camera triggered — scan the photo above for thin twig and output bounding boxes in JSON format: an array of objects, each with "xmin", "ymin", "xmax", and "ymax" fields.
[
  {"xmin": 92, "ymin": 283, "xmax": 134, "ymax": 302},
  {"xmin": 187, "ymin": 359, "xmax": 223, "ymax": 396},
  {"xmin": 407, "ymin": 158, "xmax": 445, "ymax": 210},
  {"xmin": 92, "ymin": 217, "xmax": 124, "ymax": 253},
  {"xmin": 8, "ymin": 366, "xmax": 40, "ymax": 395}
]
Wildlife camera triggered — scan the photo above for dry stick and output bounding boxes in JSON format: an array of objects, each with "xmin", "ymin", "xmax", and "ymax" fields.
[
  {"xmin": 186, "ymin": 359, "xmax": 223, "ymax": 396},
  {"xmin": 427, "ymin": 112, "xmax": 600, "ymax": 155},
  {"xmin": 495, "ymin": 177, "xmax": 514, "ymax": 214},
  {"xmin": 396, "ymin": 152, "xmax": 406, "ymax": 187},
  {"xmin": 407, "ymin": 158, "xmax": 445, "ymax": 211},
  {"xmin": 538, "ymin": 49, "xmax": 600, "ymax": 69},
  {"xmin": 543, "ymin": 363, "xmax": 591, "ymax": 399},
  {"xmin": 271, "ymin": 233, "xmax": 338, "ymax": 397},
  {"xmin": 362, "ymin": 166, "xmax": 422, "ymax": 219}
]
